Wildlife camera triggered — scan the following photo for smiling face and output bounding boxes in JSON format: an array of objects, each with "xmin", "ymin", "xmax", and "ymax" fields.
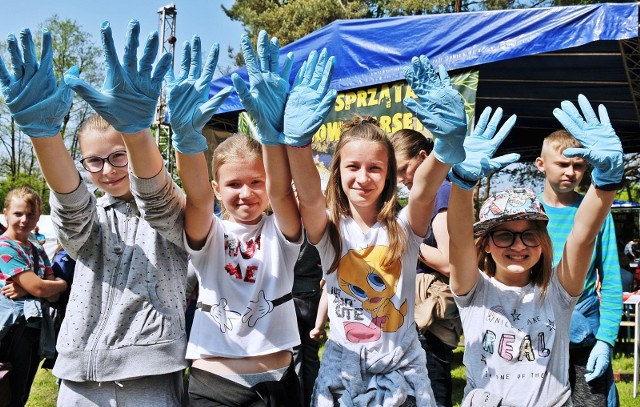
[
  {"xmin": 339, "ymin": 139, "xmax": 389, "ymax": 213},
  {"xmin": 80, "ymin": 127, "xmax": 132, "ymax": 200},
  {"xmin": 3, "ymin": 198, "xmax": 40, "ymax": 244},
  {"xmin": 212, "ymin": 158, "xmax": 268, "ymax": 225},
  {"xmin": 485, "ymin": 220, "xmax": 543, "ymax": 287}
]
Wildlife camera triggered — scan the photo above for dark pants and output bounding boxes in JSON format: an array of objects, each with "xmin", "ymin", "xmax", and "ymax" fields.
[
  {"xmin": 418, "ymin": 329, "xmax": 454, "ymax": 407},
  {"xmin": 188, "ymin": 365, "xmax": 302, "ymax": 407},
  {"xmin": 569, "ymin": 346, "xmax": 618, "ymax": 407},
  {"xmin": 292, "ymin": 290, "xmax": 321, "ymax": 407},
  {"xmin": 0, "ymin": 326, "xmax": 41, "ymax": 407}
]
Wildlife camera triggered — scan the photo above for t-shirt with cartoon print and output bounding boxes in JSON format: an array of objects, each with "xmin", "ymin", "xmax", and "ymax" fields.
[
  {"xmin": 455, "ymin": 269, "xmax": 577, "ymax": 407},
  {"xmin": 186, "ymin": 215, "xmax": 302, "ymax": 359},
  {"xmin": 314, "ymin": 208, "xmax": 422, "ymax": 354}
]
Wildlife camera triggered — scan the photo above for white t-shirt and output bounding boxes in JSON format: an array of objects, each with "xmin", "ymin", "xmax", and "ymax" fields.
[
  {"xmin": 315, "ymin": 209, "xmax": 422, "ymax": 354},
  {"xmin": 186, "ymin": 215, "xmax": 302, "ymax": 359},
  {"xmin": 455, "ymin": 270, "xmax": 578, "ymax": 407}
]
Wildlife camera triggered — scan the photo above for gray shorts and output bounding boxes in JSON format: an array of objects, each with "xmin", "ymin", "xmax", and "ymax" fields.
[{"xmin": 57, "ymin": 370, "xmax": 183, "ymax": 407}]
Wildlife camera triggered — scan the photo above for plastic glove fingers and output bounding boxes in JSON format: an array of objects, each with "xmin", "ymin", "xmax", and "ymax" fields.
[
  {"xmin": 188, "ymin": 36, "xmax": 202, "ymax": 80},
  {"xmin": 553, "ymin": 107, "xmax": 584, "ymax": 139},
  {"xmin": 438, "ymin": 64, "xmax": 451, "ymax": 88},
  {"xmin": 576, "ymin": 94, "xmax": 600, "ymax": 127},
  {"xmin": 269, "ymin": 36, "xmax": 280, "ymax": 74},
  {"xmin": 122, "ymin": 20, "xmax": 141, "ymax": 79},
  {"xmin": 597, "ymin": 103, "xmax": 612, "ymax": 127},
  {"xmin": 418, "ymin": 55, "xmax": 439, "ymax": 86},
  {"xmin": 232, "ymin": 73, "xmax": 258, "ymax": 113},
  {"xmin": 139, "ymin": 32, "xmax": 160, "ymax": 79},
  {"xmin": 472, "ymin": 107, "xmax": 493, "ymax": 137},
  {"xmin": 19, "ymin": 29, "xmax": 38, "ymax": 81},
  {"xmin": 256, "ymin": 30, "xmax": 270, "ymax": 73},
  {"xmin": 7, "ymin": 33, "xmax": 24, "ymax": 81},
  {"xmin": 196, "ymin": 86, "xmax": 234, "ymax": 128},
  {"xmin": 317, "ymin": 56, "xmax": 335, "ymax": 96},
  {"xmin": 151, "ymin": 52, "xmax": 173, "ymax": 89},
  {"xmin": 300, "ymin": 50, "xmax": 319, "ymax": 86},
  {"xmin": 292, "ymin": 60, "xmax": 307, "ymax": 88},
  {"xmin": 0, "ymin": 57, "xmax": 11, "ymax": 89},
  {"xmin": 489, "ymin": 153, "xmax": 520, "ymax": 171},
  {"xmin": 240, "ymin": 34, "xmax": 260, "ymax": 81},
  {"xmin": 177, "ymin": 41, "xmax": 191, "ymax": 82},
  {"xmin": 38, "ymin": 29, "xmax": 54, "ymax": 72},
  {"xmin": 280, "ymin": 52, "xmax": 294, "ymax": 82},
  {"xmin": 64, "ymin": 71, "xmax": 107, "ymax": 108},
  {"xmin": 100, "ymin": 22, "xmax": 121, "ymax": 75},
  {"xmin": 560, "ymin": 100, "xmax": 587, "ymax": 130},
  {"xmin": 197, "ymin": 43, "xmax": 219, "ymax": 92},
  {"xmin": 491, "ymin": 114, "xmax": 517, "ymax": 149},
  {"xmin": 561, "ymin": 147, "xmax": 590, "ymax": 161},
  {"xmin": 482, "ymin": 107, "xmax": 504, "ymax": 140},
  {"xmin": 309, "ymin": 49, "xmax": 328, "ymax": 89}
]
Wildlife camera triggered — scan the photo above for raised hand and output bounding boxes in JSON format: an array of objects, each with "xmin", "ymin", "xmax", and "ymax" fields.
[
  {"xmin": 63, "ymin": 20, "xmax": 172, "ymax": 134},
  {"xmin": 281, "ymin": 48, "xmax": 337, "ymax": 147},
  {"xmin": 231, "ymin": 30, "xmax": 293, "ymax": 145},
  {"xmin": 553, "ymin": 94, "xmax": 624, "ymax": 190},
  {"xmin": 449, "ymin": 106, "xmax": 520, "ymax": 190},
  {"xmin": 403, "ymin": 55, "xmax": 467, "ymax": 164},
  {"xmin": 0, "ymin": 28, "xmax": 73, "ymax": 137},
  {"xmin": 165, "ymin": 36, "xmax": 232, "ymax": 154}
]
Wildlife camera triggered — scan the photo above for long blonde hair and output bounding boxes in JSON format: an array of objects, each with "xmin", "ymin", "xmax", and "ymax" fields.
[
  {"xmin": 476, "ymin": 220, "xmax": 554, "ymax": 299},
  {"xmin": 211, "ymin": 134, "xmax": 264, "ymax": 220},
  {"xmin": 324, "ymin": 115, "xmax": 405, "ymax": 273}
]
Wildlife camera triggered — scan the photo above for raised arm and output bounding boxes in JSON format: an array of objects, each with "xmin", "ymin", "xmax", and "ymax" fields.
[
  {"xmin": 553, "ymin": 95, "xmax": 622, "ymax": 296},
  {"xmin": 401, "ymin": 56, "xmax": 466, "ymax": 236},
  {"xmin": 62, "ymin": 20, "xmax": 173, "ymax": 179},
  {"xmin": 165, "ymin": 36, "xmax": 232, "ymax": 249},
  {"xmin": 230, "ymin": 31, "xmax": 301, "ymax": 241},
  {"xmin": 282, "ymin": 49, "xmax": 337, "ymax": 244},
  {"xmin": 448, "ymin": 107, "xmax": 520, "ymax": 295},
  {"xmin": 0, "ymin": 28, "xmax": 77, "ymax": 193}
]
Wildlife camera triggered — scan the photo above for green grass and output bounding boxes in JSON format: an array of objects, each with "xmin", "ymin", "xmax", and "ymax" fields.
[{"xmin": 25, "ymin": 340, "xmax": 639, "ymax": 406}]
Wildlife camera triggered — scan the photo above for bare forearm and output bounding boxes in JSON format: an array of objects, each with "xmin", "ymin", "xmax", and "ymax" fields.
[{"xmin": 122, "ymin": 129, "xmax": 164, "ymax": 179}]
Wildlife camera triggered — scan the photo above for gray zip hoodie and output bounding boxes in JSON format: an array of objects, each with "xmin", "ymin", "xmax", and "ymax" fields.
[{"xmin": 50, "ymin": 169, "xmax": 188, "ymax": 382}]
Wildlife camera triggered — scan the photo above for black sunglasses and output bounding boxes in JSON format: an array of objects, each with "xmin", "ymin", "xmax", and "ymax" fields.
[{"xmin": 489, "ymin": 230, "xmax": 541, "ymax": 248}]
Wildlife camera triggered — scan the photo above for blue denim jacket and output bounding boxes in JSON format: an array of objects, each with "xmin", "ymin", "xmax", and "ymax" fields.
[{"xmin": 0, "ymin": 294, "xmax": 42, "ymax": 340}]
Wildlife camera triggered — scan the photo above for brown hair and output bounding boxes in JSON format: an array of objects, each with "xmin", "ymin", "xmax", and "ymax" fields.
[
  {"xmin": 77, "ymin": 114, "xmax": 115, "ymax": 151},
  {"xmin": 541, "ymin": 129, "xmax": 582, "ymax": 156},
  {"xmin": 211, "ymin": 134, "xmax": 264, "ymax": 220},
  {"xmin": 390, "ymin": 128, "xmax": 434, "ymax": 159},
  {"xmin": 475, "ymin": 220, "xmax": 553, "ymax": 298},
  {"xmin": 4, "ymin": 186, "xmax": 43, "ymax": 216},
  {"xmin": 324, "ymin": 115, "xmax": 404, "ymax": 273}
]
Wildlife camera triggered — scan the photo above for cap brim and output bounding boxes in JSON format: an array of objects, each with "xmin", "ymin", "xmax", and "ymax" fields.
[{"xmin": 473, "ymin": 212, "xmax": 549, "ymax": 237}]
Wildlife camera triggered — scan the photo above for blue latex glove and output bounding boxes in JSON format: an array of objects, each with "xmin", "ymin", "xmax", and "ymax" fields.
[
  {"xmin": 165, "ymin": 36, "xmax": 233, "ymax": 154},
  {"xmin": 449, "ymin": 106, "xmax": 520, "ymax": 190},
  {"xmin": 231, "ymin": 31, "xmax": 293, "ymax": 146},
  {"xmin": 63, "ymin": 20, "xmax": 172, "ymax": 134},
  {"xmin": 584, "ymin": 340, "xmax": 612, "ymax": 382},
  {"xmin": 553, "ymin": 94, "xmax": 624, "ymax": 190},
  {"xmin": 0, "ymin": 28, "xmax": 73, "ymax": 137},
  {"xmin": 282, "ymin": 48, "xmax": 337, "ymax": 147},
  {"xmin": 403, "ymin": 55, "xmax": 467, "ymax": 164}
]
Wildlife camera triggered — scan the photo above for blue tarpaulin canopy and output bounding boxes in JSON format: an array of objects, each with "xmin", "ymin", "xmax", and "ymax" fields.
[{"xmin": 209, "ymin": 3, "xmax": 639, "ymax": 160}]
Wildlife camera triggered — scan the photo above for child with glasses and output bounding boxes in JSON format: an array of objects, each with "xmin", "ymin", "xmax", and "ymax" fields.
[
  {"xmin": 0, "ymin": 23, "xmax": 188, "ymax": 405},
  {"xmin": 446, "ymin": 95, "xmax": 624, "ymax": 407}
]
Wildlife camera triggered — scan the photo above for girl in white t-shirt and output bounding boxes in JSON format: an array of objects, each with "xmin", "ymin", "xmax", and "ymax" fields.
[
  {"xmin": 446, "ymin": 96, "xmax": 624, "ymax": 407},
  {"xmin": 166, "ymin": 34, "xmax": 305, "ymax": 405},
  {"xmin": 283, "ymin": 55, "xmax": 469, "ymax": 406}
]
